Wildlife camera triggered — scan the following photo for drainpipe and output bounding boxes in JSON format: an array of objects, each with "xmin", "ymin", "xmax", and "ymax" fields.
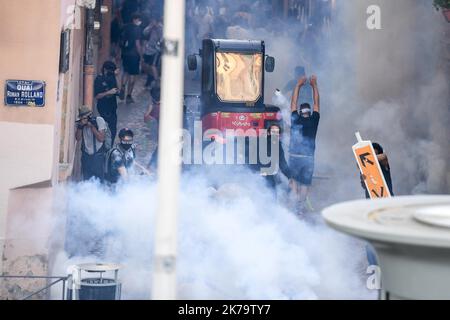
[
  {"xmin": 98, "ymin": 0, "xmax": 112, "ymax": 69},
  {"xmin": 84, "ymin": 5, "xmax": 96, "ymax": 109}
]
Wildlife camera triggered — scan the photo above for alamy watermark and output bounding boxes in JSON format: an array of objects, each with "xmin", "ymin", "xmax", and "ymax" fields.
[
  {"xmin": 367, "ymin": 5, "xmax": 382, "ymax": 30},
  {"xmin": 165, "ymin": 121, "xmax": 281, "ymax": 175},
  {"xmin": 367, "ymin": 265, "xmax": 382, "ymax": 290}
]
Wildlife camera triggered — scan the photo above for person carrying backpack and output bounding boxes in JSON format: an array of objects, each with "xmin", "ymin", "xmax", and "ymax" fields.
[
  {"xmin": 105, "ymin": 128, "xmax": 136, "ymax": 184},
  {"xmin": 75, "ymin": 106, "xmax": 108, "ymax": 181}
]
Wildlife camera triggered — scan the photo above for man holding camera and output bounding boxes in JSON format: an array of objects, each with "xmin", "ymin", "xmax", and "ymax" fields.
[
  {"xmin": 289, "ymin": 75, "xmax": 320, "ymax": 216},
  {"xmin": 95, "ymin": 61, "xmax": 119, "ymax": 143},
  {"xmin": 75, "ymin": 106, "xmax": 107, "ymax": 181}
]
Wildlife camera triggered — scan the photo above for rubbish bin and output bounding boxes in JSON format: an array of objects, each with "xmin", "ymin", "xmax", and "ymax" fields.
[{"xmin": 67, "ymin": 263, "xmax": 122, "ymax": 300}]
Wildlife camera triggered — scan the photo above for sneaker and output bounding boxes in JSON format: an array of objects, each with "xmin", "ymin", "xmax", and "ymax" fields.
[
  {"xmin": 126, "ymin": 95, "xmax": 135, "ymax": 104},
  {"xmin": 118, "ymin": 88, "xmax": 125, "ymax": 100},
  {"xmin": 145, "ymin": 75, "xmax": 154, "ymax": 88},
  {"xmin": 294, "ymin": 201, "xmax": 306, "ymax": 219},
  {"xmin": 305, "ymin": 196, "xmax": 315, "ymax": 212}
]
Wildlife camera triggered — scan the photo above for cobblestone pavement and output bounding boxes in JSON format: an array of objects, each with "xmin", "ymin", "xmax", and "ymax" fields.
[
  {"xmin": 115, "ymin": 71, "xmax": 200, "ymax": 170},
  {"xmin": 116, "ymin": 75, "xmax": 158, "ymax": 168}
]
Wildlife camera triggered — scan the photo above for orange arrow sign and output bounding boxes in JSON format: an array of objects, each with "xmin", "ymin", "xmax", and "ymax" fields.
[{"xmin": 353, "ymin": 132, "xmax": 391, "ymax": 199}]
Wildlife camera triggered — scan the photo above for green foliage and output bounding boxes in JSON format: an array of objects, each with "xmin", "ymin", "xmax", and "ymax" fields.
[{"xmin": 434, "ymin": 0, "xmax": 450, "ymax": 10}]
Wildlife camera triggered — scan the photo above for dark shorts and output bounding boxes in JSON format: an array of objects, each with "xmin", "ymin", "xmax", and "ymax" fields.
[
  {"xmin": 143, "ymin": 53, "xmax": 159, "ymax": 65},
  {"xmin": 81, "ymin": 151, "xmax": 105, "ymax": 181},
  {"xmin": 289, "ymin": 155, "xmax": 314, "ymax": 186},
  {"xmin": 122, "ymin": 54, "xmax": 140, "ymax": 75}
]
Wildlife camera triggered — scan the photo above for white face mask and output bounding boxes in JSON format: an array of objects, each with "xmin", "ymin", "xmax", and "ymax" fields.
[
  {"xmin": 135, "ymin": 21, "xmax": 142, "ymax": 26},
  {"xmin": 300, "ymin": 109, "xmax": 311, "ymax": 116}
]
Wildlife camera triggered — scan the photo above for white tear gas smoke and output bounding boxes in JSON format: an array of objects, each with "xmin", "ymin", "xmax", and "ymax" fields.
[
  {"xmin": 312, "ymin": 0, "xmax": 450, "ymax": 201},
  {"xmin": 51, "ymin": 173, "xmax": 374, "ymax": 300},
  {"xmin": 186, "ymin": 0, "xmax": 449, "ymax": 202},
  {"xmin": 46, "ymin": 0, "xmax": 447, "ymax": 300}
]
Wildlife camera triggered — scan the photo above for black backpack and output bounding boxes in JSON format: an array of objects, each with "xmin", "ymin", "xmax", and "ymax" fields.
[{"xmin": 104, "ymin": 146, "xmax": 136, "ymax": 181}]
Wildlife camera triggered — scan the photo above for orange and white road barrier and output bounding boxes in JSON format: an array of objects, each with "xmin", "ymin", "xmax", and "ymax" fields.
[{"xmin": 353, "ymin": 132, "xmax": 392, "ymax": 199}]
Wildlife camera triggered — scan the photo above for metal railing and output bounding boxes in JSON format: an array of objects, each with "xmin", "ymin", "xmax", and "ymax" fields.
[{"xmin": 0, "ymin": 274, "xmax": 71, "ymax": 300}]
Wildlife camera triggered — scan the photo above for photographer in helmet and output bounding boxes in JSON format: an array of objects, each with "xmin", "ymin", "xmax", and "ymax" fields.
[
  {"xmin": 75, "ymin": 106, "xmax": 107, "ymax": 181},
  {"xmin": 105, "ymin": 128, "xmax": 136, "ymax": 184}
]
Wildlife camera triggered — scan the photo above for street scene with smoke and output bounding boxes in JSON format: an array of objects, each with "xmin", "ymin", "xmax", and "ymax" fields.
[{"xmin": 0, "ymin": 0, "xmax": 449, "ymax": 304}]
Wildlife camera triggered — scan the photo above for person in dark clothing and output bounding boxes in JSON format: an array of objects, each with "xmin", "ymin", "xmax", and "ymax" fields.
[
  {"xmin": 289, "ymin": 75, "xmax": 320, "ymax": 214},
  {"xmin": 110, "ymin": 11, "xmax": 123, "ymax": 63},
  {"xmin": 105, "ymin": 128, "xmax": 136, "ymax": 184},
  {"xmin": 360, "ymin": 142, "xmax": 394, "ymax": 198},
  {"xmin": 261, "ymin": 125, "xmax": 292, "ymax": 197},
  {"xmin": 119, "ymin": 13, "xmax": 143, "ymax": 104},
  {"xmin": 95, "ymin": 61, "xmax": 119, "ymax": 143},
  {"xmin": 121, "ymin": 0, "xmax": 141, "ymax": 24},
  {"xmin": 360, "ymin": 142, "xmax": 394, "ymax": 268}
]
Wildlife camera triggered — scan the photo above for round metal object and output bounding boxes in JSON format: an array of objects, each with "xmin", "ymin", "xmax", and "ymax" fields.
[
  {"xmin": 323, "ymin": 196, "xmax": 450, "ymax": 248},
  {"xmin": 76, "ymin": 263, "xmax": 121, "ymax": 272},
  {"xmin": 413, "ymin": 205, "xmax": 450, "ymax": 229},
  {"xmin": 322, "ymin": 195, "xmax": 450, "ymax": 300}
]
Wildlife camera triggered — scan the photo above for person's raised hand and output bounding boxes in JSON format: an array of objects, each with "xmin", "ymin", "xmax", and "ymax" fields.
[
  {"xmin": 310, "ymin": 75, "xmax": 318, "ymax": 87},
  {"xmin": 297, "ymin": 76, "xmax": 307, "ymax": 87}
]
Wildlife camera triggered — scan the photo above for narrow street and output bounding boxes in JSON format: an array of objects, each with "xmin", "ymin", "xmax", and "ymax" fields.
[
  {"xmin": 116, "ymin": 76, "xmax": 158, "ymax": 168},
  {"xmin": 0, "ymin": 0, "xmax": 449, "ymax": 303}
]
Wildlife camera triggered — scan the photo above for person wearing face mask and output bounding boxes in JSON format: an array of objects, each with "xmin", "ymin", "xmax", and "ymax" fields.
[
  {"xmin": 104, "ymin": 128, "xmax": 136, "ymax": 184},
  {"xmin": 289, "ymin": 75, "xmax": 320, "ymax": 216},
  {"xmin": 95, "ymin": 61, "xmax": 119, "ymax": 143}
]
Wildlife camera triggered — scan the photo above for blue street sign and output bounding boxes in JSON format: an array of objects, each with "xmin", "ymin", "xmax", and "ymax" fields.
[{"xmin": 4, "ymin": 80, "xmax": 46, "ymax": 107}]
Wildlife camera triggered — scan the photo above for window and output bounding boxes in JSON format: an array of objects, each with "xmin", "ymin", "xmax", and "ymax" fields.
[{"xmin": 215, "ymin": 52, "xmax": 262, "ymax": 103}]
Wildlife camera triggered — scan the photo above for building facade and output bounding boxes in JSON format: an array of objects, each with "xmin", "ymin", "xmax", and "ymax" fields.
[{"xmin": 0, "ymin": 0, "xmax": 112, "ymax": 298}]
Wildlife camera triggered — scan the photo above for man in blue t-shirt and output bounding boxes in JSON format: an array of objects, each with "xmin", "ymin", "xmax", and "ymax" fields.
[{"xmin": 289, "ymin": 75, "xmax": 320, "ymax": 215}]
